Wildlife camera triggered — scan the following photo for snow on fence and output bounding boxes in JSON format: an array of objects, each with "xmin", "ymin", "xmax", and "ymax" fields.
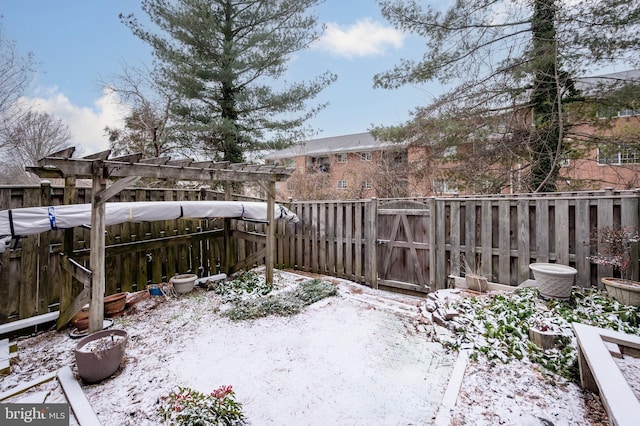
[{"xmin": 2, "ymin": 183, "xmax": 640, "ymax": 325}]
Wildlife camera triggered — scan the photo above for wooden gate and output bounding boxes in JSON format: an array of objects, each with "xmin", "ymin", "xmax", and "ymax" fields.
[{"xmin": 376, "ymin": 200, "xmax": 431, "ymax": 293}]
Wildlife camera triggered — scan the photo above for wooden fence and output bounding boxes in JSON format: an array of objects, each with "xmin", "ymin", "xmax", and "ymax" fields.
[
  {"xmin": 0, "ymin": 183, "xmax": 266, "ymax": 324},
  {"xmin": 3, "ymin": 183, "xmax": 640, "ymax": 324},
  {"xmin": 276, "ymin": 189, "xmax": 640, "ymax": 292}
]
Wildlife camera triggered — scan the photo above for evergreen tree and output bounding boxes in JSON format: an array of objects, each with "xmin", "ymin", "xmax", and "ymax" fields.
[
  {"xmin": 374, "ymin": 0, "xmax": 640, "ymax": 192},
  {"xmin": 122, "ymin": 0, "xmax": 336, "ymax": 163}
]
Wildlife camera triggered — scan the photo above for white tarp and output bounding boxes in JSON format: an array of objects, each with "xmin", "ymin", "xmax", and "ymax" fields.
[{"xmin": 0, "ymin": 200, "xmax": 298, "ymax": 253}]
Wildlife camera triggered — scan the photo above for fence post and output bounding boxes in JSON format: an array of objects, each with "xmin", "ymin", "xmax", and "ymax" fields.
[
  {"xmin": 429, "ymin": 197, "xmax": 437, "ymax": 291},
  {"xmin": 37, "ymin": 181, "xmax": 52, "ymax": 314},
  {"xmin": 367, "ymin": 198, "xmax": 378, "ymax": 289}
]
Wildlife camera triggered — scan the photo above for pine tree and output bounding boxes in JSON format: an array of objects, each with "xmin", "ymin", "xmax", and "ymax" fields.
[{"xmin": 122, "ymin": 0, "xmax": 336, "ymax": 163}]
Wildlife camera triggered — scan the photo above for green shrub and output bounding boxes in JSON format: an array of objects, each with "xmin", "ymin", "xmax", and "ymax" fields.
[
  {"xmin": 224, "ymin": 278, "xmax": 337, "ymax": 321},
  {"xmin": 159, "ymin": 385, "xmax": 246, "ymax": 425},
  {"xmin": 447, "ymin": 287, "xmax": 640, "ymax": 381}
]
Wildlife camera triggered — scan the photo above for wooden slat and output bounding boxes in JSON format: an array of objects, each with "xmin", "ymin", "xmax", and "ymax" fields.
[
  {"xmin": 303, "ymin": 204, "xmax": 311, "ymax": 272},
  {"xmin": 555, "ymin": 199, "xmax": 570, "ymax": 265},
  {"xmin": 38, "ymin": 183, "xmax": 52, "ymax": 315},
  {"xmin": 335, "ymin": 204, "xmax": 344, "ymax": 276},
  {"xmin": 575, "ymin": 199, "xmax": 591, "ymax": 286},
  {"xmin": 110, "ymin": 153, "xmax": 143, "ymax": 163},
  {"xmin": 377, "ymin": 208, "xmax": 431, "ymax": 216},
  {"xmin": 311, "ymin": 203, "xmax": 319, "ymax": 273},
  {"xmin": 450, "ymin": 201, "xmax": 461, "ymax": 277},
  {"xmin": 367, "ymin": 199, "xmax": 378, "ymax": 288},
  {"xmin": 0, "ymin": 311, "xmax": 59, "ymax": 336},
  {"xmin": 139, "ymin": 156, "xmax": 171, "ymax": 165},
  {"xmin": 464, "ymin": 200, "xmax": 477, "ymax": 273},
  {"xmin": 573, "ymin": 323, "xmax": 640, "ymax": 426},
  {"xmin": 57, "ymin": 366, "xmax": 102, "ymax": 426},
  {"xmin": 535, "ymin": 199, "xmax": 550, "ymax": 263},
  {"xmin": 498, "ymin": 200, "xmax": 511, "ymax": 284},
  {"xmin": 481, "ymin": 200, "xmax": 492, "ymax": 280},
  {"xmin": 621, "ymin": 197, "xmax": 640, "ymax": 281},
  {"xmin": 327, "ymin": 202, "xmax": 336, "ymax": 275},
  {"xmin": 435, "ymin": 199, "xmax": 446, "ymax": 289},
  {"xmin": 19, "ymin": 188, "xmax": 40, "ymax": 320},
  {"xmin": 0, "ymin": 371, "xmax": 58, "ymax": 401},
  {"xmin": 345, "ymin": 203, "xmax": 353, "ymax": 279},
  {"xmin": 354, "ymin": 203, "xmax": 363, "ymax": 280},
  {"xmin": 517, "ymin": 199, "xmax": 530, "ymax": 284},
  {"xmin": 56, "ymin": 287, "xmax": 89, "ymax": 330},
  {"xmin": 318, "ymin": 203, "xmax": 327, "ymax": 273},
  {"xmin": 597, "ymin": 198, "xmax": 614, "ymax": 283}
]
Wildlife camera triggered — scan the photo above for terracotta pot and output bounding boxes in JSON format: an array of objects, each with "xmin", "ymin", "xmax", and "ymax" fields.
[
  {"xmin": 602, "ymin": 278, "xmax": 640, "ymax": 306},
  {"xmin": 104, "ymin": 292, "xmax": 127, "ymax": 316},
  {"xmin": 170, "ymin": 274, "xmax": 198, "ymax": 294},
  {"xmin": 75, "ymin": 329, "xmax": 128, "ymax": 383},
  {"xmin": 126, "ymin": 290, "xmax": 149, "ymax": 307},
  {"xmin": 71, "ymin": 305, "xmax": 90, "ymax": 331}
]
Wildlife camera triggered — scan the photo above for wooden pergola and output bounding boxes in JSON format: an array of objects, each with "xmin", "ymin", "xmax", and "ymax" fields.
[{"xmin": 27, "ymin": 147, "xmax": 294, "ymax": 333}]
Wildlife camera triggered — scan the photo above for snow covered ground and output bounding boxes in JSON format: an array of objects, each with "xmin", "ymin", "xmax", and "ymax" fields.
[{"xmin": 1, "ymin": 269, "xmax": 609, "ymax": 425}]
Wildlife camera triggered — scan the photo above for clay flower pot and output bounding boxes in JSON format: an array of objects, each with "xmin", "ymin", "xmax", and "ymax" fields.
[
  {"xmin": 71, "ymin": 305, "xmax": 90, "ymax": 331},
  {"xmin": 75, "ymin": 329, "xmax": 128, "ymax": 383},
  {"xmin": 170, "ymin": 274, "xmax": 198, "ymax": 294},
  {"xmin": 104, "ymin": 292, "xmax": 127, "ymax": 316}
]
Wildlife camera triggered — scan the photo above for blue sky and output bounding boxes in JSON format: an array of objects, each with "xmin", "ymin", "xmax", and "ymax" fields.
[{"xmin": 1, "ymin": 0, "xmax": 440, "ymax": 155}]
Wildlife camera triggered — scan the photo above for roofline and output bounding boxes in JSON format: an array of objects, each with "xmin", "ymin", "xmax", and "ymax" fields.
[{"xmin": 264, "ymin": 132, "xmax": 407, "ymax": 160}]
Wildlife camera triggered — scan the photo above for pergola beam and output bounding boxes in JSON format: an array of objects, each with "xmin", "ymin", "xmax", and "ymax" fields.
[{"xmin": 30, "ymin": 158, "xmax": 292, "ymax": 182}]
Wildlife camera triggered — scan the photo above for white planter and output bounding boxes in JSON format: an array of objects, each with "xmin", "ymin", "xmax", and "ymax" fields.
[
  {"xmin": 170, "ymin": 273, "xmax": 198, "ymax": 294},
  {"xmin": 601, "ymin": 278, "xmax": 640, "ymax": 306},
  {"xmin": 529, "ymin": 263, "xmax": 577, "ymax": 300}
]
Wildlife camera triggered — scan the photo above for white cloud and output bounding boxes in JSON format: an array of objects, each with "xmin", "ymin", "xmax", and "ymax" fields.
[
  {"xmin": 314, "ymin": 18, "xmax": 405, "ymax": 59},
  {"xmin": 18, "ymin": 87, "xmax": 130, "ymax": 156}
]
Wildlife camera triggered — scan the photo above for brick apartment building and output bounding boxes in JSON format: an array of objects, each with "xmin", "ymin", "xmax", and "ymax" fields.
[
  {"xmin": 263, "ymin": 132, "xmax": 409, "ymax": 200},
  {"xmin": 265, "ymin": 72, "xmax": 640, "ymax": 199}
]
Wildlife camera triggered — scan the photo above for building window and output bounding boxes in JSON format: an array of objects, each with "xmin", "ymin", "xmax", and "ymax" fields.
[
  {"xmin": 286, "ymin": 180, "xmax": 294, "ymax": 191},
  {"xmin": 336, "ymin": 153, "xmax": 347, "ymax": 163},
  {"xmin": 597, "ymin": 146, "xmax": 639, "ymax": 165},
  {"xmin": 337, "ymin": 180, "xmax": 347, "ymax": 189},
  {"xmin": 310, "ymin": 156, "xmax": 330, "ymax": 173},
  {"xmin": 360, "ymin": 152, "xmax": 372, "ymax": 161},
  {"xmin": 362, "ymin": 180, "xmax": 372, "ymax": 189},
  {"xmin": 433, "ymin": 179, "xmax": 457, "ymax": 194}
]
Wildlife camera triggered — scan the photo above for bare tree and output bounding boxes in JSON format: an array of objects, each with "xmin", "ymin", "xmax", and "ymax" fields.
[
  {"xmin": 0, "ymin": 111, "xmax": 72, "ymax": 181},
  {"xmin": 103, "ymin": 64, "xmax": 179, "ymax": 158},
  {"xmin": 0, "ymin": 23, "xmax": 36, "ymax": 149}
]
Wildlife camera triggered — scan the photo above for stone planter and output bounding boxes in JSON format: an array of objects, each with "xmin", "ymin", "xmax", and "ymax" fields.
[
  {"xmin": 465, "ymin": 274, "xmax": 488, "ymax": 292},
  {"xmin": 601, "ymin": 278, "xmax": 640, "ymax": 307},
  {"xmin": 75, "ymin": 329, "xmax": 127, "ymax": 383},
  {"xmin": 528, "ymin": 326, "xmax": 561, "ymax": 350},
  {"xmin": 529, "ymin": 263, "xmax": 577, "ymax": 301},
  {"xmin": 170, "ymin": 274, "xmax": 198, "ymax": 294}
]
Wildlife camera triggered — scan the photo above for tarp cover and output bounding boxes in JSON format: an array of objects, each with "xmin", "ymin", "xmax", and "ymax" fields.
[{"xmin": 0, "ymin": 200, "xmax": 298, "ymax": 252}]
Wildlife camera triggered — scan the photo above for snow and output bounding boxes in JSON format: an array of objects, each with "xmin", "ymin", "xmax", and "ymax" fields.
[{"xmin": 0, "ymin": 269, "xmax": 611, "ymax": 425}]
